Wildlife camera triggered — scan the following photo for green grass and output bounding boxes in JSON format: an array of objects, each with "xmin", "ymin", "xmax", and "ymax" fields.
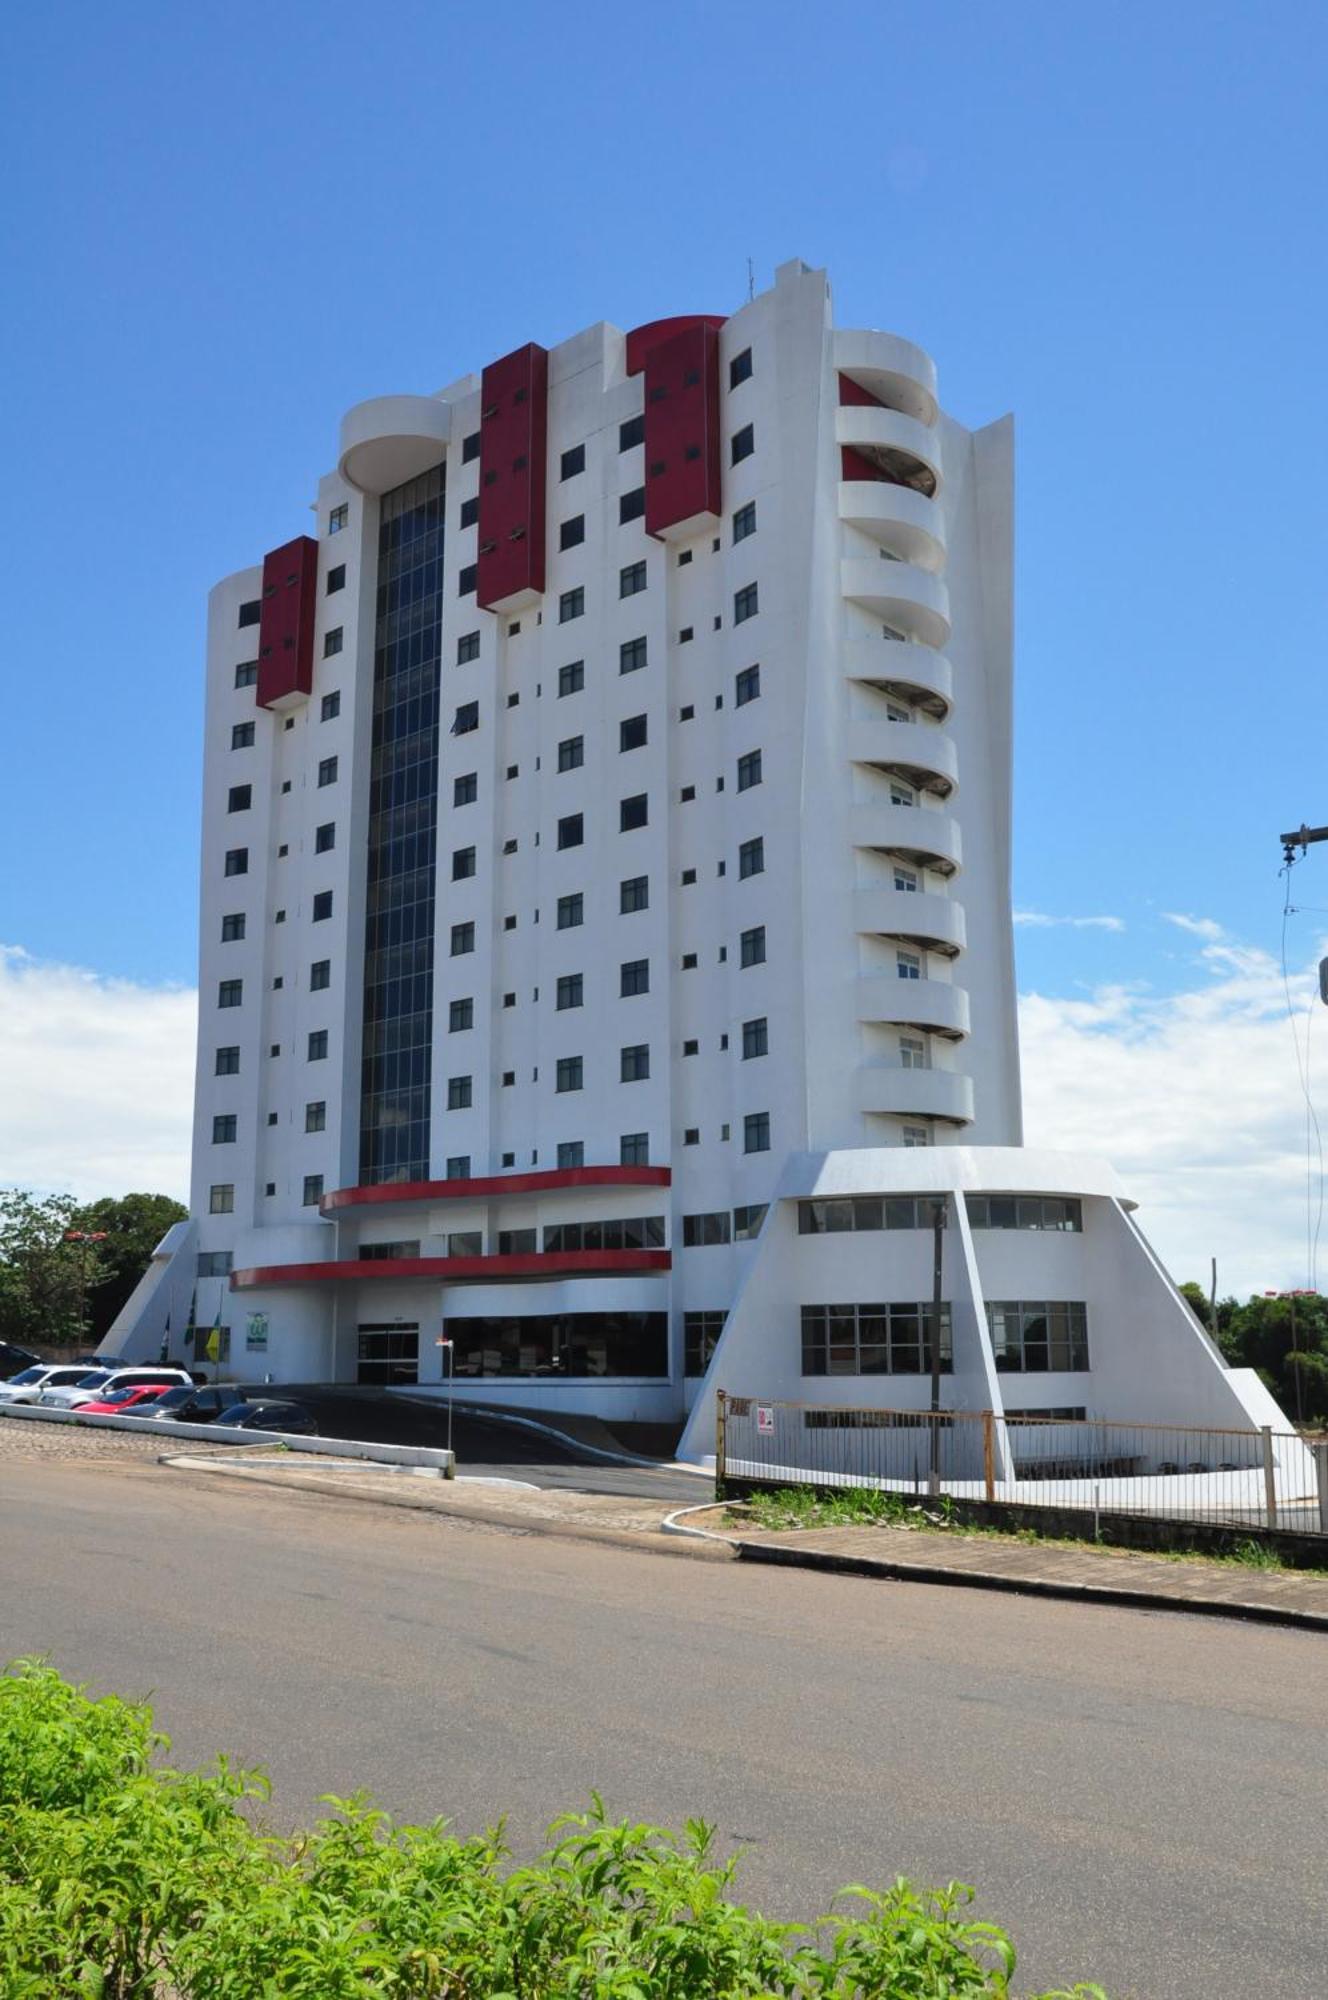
[{"xmin": 0, "ymin": 1659, "xmax": 1107, "ymax": 1998}]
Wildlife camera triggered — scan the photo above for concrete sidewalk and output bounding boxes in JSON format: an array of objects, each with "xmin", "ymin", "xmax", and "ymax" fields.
[{"xmin": 711, "ymin": 1511, "xmax": 1328, "ymax": 1631}]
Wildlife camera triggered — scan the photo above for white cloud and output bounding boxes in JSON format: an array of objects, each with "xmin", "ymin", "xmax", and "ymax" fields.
[
  {"xmin": 1013, "ymin": 910, "xmax": 1126, "ymax": 932},
  {"xmin": 0, "ymin": 946, "xmax": 195, "ymax": 1203},
  {"xmin": 1162, "ymin": 912, "xmax": 1225, "ymax": 942},
  {"xmin": 1019, "ymin": 932, "xmax": 1328, "ymax": 1300}
]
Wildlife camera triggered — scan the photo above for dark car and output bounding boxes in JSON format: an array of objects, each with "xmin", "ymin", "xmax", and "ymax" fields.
[
  {"xmin": 214, "ymin": 1399, "xmax": 319, "ymax": 1436},
  {"xmin": 144, "ymin": 1384, "xmax": 242, "ymax": 1424},
  {"xmin": 0, "ymin": 1341, "xmax": 42, "ymax": 1381}
]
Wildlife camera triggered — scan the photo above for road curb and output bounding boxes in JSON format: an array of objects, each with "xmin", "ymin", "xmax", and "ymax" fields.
[{"xmin": 730, "ymin": 1538, "xmax": 1328, "ymax": 1632}]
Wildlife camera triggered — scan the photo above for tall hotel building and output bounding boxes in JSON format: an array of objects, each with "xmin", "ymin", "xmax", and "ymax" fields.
[{"xmin": 116, "ymin": 260, "xmax": 1284, "ymax": 1456}]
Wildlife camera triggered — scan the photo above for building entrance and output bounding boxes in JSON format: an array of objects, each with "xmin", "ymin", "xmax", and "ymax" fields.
[{"xmin": 356, "ymin": 1324, "xmax": 419, "ymax": 1385}]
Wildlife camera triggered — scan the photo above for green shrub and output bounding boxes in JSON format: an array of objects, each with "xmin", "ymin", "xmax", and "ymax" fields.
[{"xmin": 0, "ymin": 1660, "xmax": 1106, "ymax": 1997}]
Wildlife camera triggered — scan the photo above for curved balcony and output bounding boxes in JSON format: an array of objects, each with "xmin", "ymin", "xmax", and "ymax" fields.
[
  {"xmin": 839, "ymin": 482, "xmax": 945, "ymax": 573},
  {"xmin": 833, "ymin": 329, "xmax": 938, "ymax": 427},
  {"xmin": 338, "ymin": 395, "xmax": 451, "ymax": 495},
  {"xmin": 857, "ymin": 976, "xmax": 970, "ymax": 1040},
  {"xmin": 835, "ymin": 405, "xmax": 942, "ymax": 498},
  {"xmin": 841, "ymin": 559, "xmax": 950, "ymax": 649},
  {"xmin": 321, "ymin": 1164, "xmax": 671, "ymax": 1215},
  {"xmin": 856, "ymin": 1066, "xmax": 975, "ymax": 1126},
  {"xmin": 855, "ymin": 886, "xmax": 966, "ymax": 956},
  {"xmin": 849, "ymin": 801, "xmax": 962, "ymax": 876},
  {"xmin": 843, "ymin": 638, "xmax": 952, "ymax": 719},
  {"xmin": 851, "ymin": 716, "xmax": 957, "ymax": 798}
]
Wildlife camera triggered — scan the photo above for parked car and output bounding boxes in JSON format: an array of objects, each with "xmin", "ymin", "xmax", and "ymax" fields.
[
  {"xmin": 213, "ymin": 1399, "xmax": 319, "ymax": 1436},
  {"xmin": 0, "ymin": 1364, "xmax": 110, "ymax": 1406},
  {"xmin": 0, "ymin": 1341, "xmax": 42, "ymax": 1382},
  {"xmin": 141, "ymin": 1385, "xmax": 241, "ymax": 1424},
  {"xmin": 75, "ymin": 1384, "xmax": 172, "ymax": 1416},
  {"xmin": 39, "ymin": 1366, "xmax": 193, "ymax": 1410}
]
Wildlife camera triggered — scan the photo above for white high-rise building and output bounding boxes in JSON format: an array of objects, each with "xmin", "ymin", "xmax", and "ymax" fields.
[{"xmin": 115, "ymin": 260, "xmax": 1286, "ymax": 1461}]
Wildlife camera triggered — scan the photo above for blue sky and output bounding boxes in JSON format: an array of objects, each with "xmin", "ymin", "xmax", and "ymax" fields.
[{"xmin": 2, "ymin": 1, "xmax": 1327, "ymax": 1289}]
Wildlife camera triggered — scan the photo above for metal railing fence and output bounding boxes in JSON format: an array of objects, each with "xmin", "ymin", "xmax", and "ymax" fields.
[{"xmin": 715, "ymin": 1392, "xmax": 1328, "ymax": 1534}]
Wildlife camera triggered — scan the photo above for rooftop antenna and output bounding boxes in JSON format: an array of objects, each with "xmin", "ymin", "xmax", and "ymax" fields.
[{"xmin": 747, "ymin": 257, "xmax": 755, "ymax": 302}]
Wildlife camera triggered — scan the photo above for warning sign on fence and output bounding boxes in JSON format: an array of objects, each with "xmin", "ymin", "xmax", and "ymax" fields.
[{"xmin": 756, "ymin": 1404, "xmax": 775, "ymax": 1435}]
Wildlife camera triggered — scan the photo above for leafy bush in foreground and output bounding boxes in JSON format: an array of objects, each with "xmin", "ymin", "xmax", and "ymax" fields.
[{"xmin": 0, "ymin": 1661, "xmax": 1106, "ymax": 1997}]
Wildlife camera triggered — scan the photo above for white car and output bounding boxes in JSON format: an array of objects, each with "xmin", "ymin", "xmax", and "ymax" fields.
[
  {"xmin": 0, "ymin": 1363, "xmax": 108, "ymax": 1405},
  {"xmin": 39, "ymin": 1366, "xmax": 193, "ymax": 1410}
]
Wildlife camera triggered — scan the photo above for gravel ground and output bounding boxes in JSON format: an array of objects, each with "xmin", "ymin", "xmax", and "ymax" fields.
[{"xmin": 0, "ymin": 1413, "xmax": 235, "ymax": 1463}]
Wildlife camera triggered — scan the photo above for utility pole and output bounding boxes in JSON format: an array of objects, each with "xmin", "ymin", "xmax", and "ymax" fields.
[
  {"xmin": 1210, "ymin": 1257, "xmax": 1219, "ymax": 1345},
  {"xmin": 1280, "ymin": 823, "xmax": 1328, "ymax": 867},
  {"xmin": 928, "ymin": 1196, "xmax": 946, "ymax": 1495}
]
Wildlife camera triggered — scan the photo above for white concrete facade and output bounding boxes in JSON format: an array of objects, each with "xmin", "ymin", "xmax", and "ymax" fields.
[{"xmin": 112, "ymin": 259, "xmax": 1289, "ymax": 1457}]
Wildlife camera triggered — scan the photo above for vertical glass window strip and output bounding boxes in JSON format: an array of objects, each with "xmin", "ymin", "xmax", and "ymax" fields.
[{"xmin": 358, "ymin": 464, "xmax": 445, "ymax": 1184}]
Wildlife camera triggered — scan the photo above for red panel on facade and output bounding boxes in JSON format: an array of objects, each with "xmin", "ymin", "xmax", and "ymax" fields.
[
  {"xmin": 256, "ymin": 536, "xmax": 318, "ymax": 710},
  {"xmin": 319, "ymin": 1164, "xmax": 671, "ymax": 1214},
  {"xmin": 231, "ymin": 1249, "xmax": 672, "ymax": 1290},
  {"xmin": 841, "ymin": 445, "xmax": 890, "ymax": 483},
  {"xmin": 624, "ymin": 314, "xmax": 726, "ymax": 378},
  {"xmin": 838, "ymin": 373, "xmax": 889, "ymax": 409},
  {"xmin": 476, "ymin": 342, "xmax": 548, "ymax": 612},
  {"xmin": 631, "ymin": 321, "xmax": 722, "ymax": 541}
]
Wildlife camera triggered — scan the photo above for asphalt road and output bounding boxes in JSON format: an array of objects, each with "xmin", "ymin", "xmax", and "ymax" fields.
[{"xmin": 3, "ymin": 1456, "xmax": 1324, "ymax": 1999}]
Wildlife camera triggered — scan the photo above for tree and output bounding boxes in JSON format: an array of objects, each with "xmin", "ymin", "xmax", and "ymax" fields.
[
  {"xmin": 73, "ymin": 1192, "xmax": 188, "ymax": 1340},
  {"xmin": 0, "ymin": 1191, "xmax": 101, "ymax": 1350},
  {"xmin": 1183, "ymin": 1281, "xmax": 1328, "ymax": 1427}
]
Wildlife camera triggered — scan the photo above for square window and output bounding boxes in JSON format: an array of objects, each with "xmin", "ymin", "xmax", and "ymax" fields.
[
  {"xmin": 733, "ymin": 501, "xmax": 757, "ymax": 545},
  {"xmin": 557, "ymin": 893, "xmax": 584, "ymax": 930},
  {"xmin": 681, "ymin": 867, "xmax": 696, "ymax": 885},
  {"xmin": 458, "ymin": 563, "xmax": 477, "ymax": 596},
  {"xmin": 559, "ymin": 587, "xmax": 585, "ymax": 623},
  {"xmin": 620, "ymin": 875, "xmax": 648, "ymax": 914},
  {"xmin": 620, "ymin": 1132, "xmax": 649, "ymax": 1166},
  {"xmin": 742, "ymin": 1016, "xmax": 769, "ymax": 1059},
  {"xmin": 452, "ymin": 846, "xmax": 476, "ymax": 881},
  {"xmin": 462, "ymin": 429, "xmax": 480, "ymax": 462},
  {"xmin": 743, "ymin": 1111, "xmax": 770, "ymax": 1154},
  {"xmin": 737, "ymin": 749, "xmax": 762, "ymax": 792},
  {"xmin": 227, "ymin": 783, "xmax": 251, "ymax": 813},
  {"xmin": 683, "ymin": 1038, "xmax": 699, "ymax": 1056},
  {"xmin": 457, "ymin": 631, "xmax": 480, "ymax": 665},
  {"xmin": 502, "ymin": 1071, "xmax": 515, "ymax": 1087},
  {"xmin": 897, "ymin": 949, "xmax": 922, "ymax": 980},
  {"xmin": 619, "ymin": 635, "xmax": 647, "ymax": 675},
  {"xmin": 620, "ymin": 957, "xmax": 649, "ymax": 997},
  {"xmin": 215, "ymin": 1045, "xmax": 240, "ymax": 1075},
  {"xmin": 551, "ymin": 1140, "xmax": 582, "ymax": 1172},
  {"xmin": 680, "ymin": 785, "xmax": 695, "ymax": 803},
  {"xmin": 558, "ymin": 659, "xmax": 585, "ymax": 697},
  {"xmin": 303, "ymin": 1174, "xmax": 324, "ymax": 1206},
  {"xmin": 682, "ymin": 951, "xmax": 698, "ymax": 969},
  {"xmin": 739, "ymin": 835, "xmax": 764, "ymax": 878},
  {"xmin": 221, "ymin": 912, "xmax": 245, "ymax": 942},
  {"xmin": 451, "ymin": 922, "xmax": 475, "ymax": 956},
  {"xmin": 308, "ymin": 1029, "xmax": 329, "ymax": 1060},
  {"xmin": 740, "ymin": 925, "xmax": 766, "ymax": 968},
  {"xmin": 312, "ymin": 890, "xmax": 333, "ymax": 921},
  {"xmin": 318, "ymin": 692, "xmax": 340, "ymax": 726},
  {"xmin": 503, "ymin": 911, "xmax": 517, "ymax": 929},
  {"xmin": 619, "ymin": 414, "xmax": 644, "ymax": 452},
  {"xmin": 326, "ymin": 564, "xmax": 345, "ymax": 594},
  {"xmin": 620, "ymin": 560, "xmax": 647, "ymax": 598},
  {"xmin": 447, "ymin": 1075, "xmax": 473, "ymax": 1110},
  {"xmin": 734, "ymin": 582, "xmax": 759, "ymax": 624},
  {"xmin": 619, "ymin": 793, "xmax": 648, "ymax": 831},
  {"xmin": 731, "ymin": 424, "xmax": 754, "ymax": 464},
  {"xmin": 310, "ymin": 959, "xmax": 330, "ymax": 990},
  {"xmin": 454, "ymin": 771, "xmax": 477, "ymax": 807},
  {"xmin": 231, "ymin": 721, "xmax": 254, "ymax": 749},
  {"xmin": 209, "ymin": 1183, "xmax": 234, "ymax": 1214},
  {"xmin": 446, "ymin": 1155, "xmax": 471, "ymax": 1180},
  {"xmin": 558, "ymin": 734, "xmax": 584, "ymax": 773},
  {"xmin": 459, "ymin": 494, "xmax": 479, "ymax": 529},
  {"xmin": 270, "ymin": 1043, "xmax": 280, "ymax": 1057},
  {"xmin": 238, "ymin": 600, "xmax": 260, "ymax": 628},
  {"xmin": 735, "ymin": 664, "xmax": 760, "ymax": 707},
  {"xmin": 679, "ymin": 703, "xmax": 695, "ymax": 722},
  {"xmin": 619, "ymin": 714, "xmax": 647, "ymax": 752},
  {"xmin": 556, "ymin": 1056, "xmax": 583, "ymax": 1093},
  {"xmin": 683, "ymin": 1128, "xmax": 699, "ymax": 1146},
  {"xmin": 234, "ymin": 662, "xmax": 258, "ymax": 696},
  {"xmin": 557, "ymin": 812, "xmax": 584, "ymax": 850},
  {"xmin": 218, "ymin": 978, "xmax": 242, "ymax": 1008},
  {"xmin": 212, "ymin": 1114, "xmax": 237, "ymax": 1144},
  {"xmin": 556, "ymin": 973, "xmax": 584, "ymax": 1011},
  {"xmin": 323, "ymin": 627, "xmax": 343, "ymax": 658},
  {"xmin": 620, "ymin": 1043, "xmax": 650, "ymax": 1082},
  {"xmin": 317, "ymin": 755, "xmax": 338, "ymax": 787},
  {"xmin": 559, "ymin": 514, "xmax": 585, "ymax": 551},
  {"xmin": 561, "ymin": 443, "xmax": 586, "ymax": 480},
  {"xmin": 315, "ymin": 821, "xmax": 335, "ymax": 854},
  {"xmin": 329, "ymin": 503, "xmax": 348, "ymax": 533},
  {"xmin": 678, "ymin": 626, "xmax": 693, "ymax": 645},
  {"xmin": 619, "ymin": 486, "xmax": 645, "ymax": 524},
  {"xmin": 449, "ymin": 997, "xmax": 474, "ymax": 1032},
  {"xmin": 453, "ymin": 701, "xmax": 479, "ymax": 735},
  {"xmin": 305, "ymin": 1100, "xmax": 326, "ymax": 1132},
  {"xmin": 729, "ymin": 347, "xmax": 753, "ymax": 389},
  {"xmin": 503, "ymin": 991, "xmax": 516, "ymax": 1008}
]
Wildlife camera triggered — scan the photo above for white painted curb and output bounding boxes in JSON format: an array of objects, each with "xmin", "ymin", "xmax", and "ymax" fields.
[
  {"xmin": 0, "ymin": 1401, "xmax": 455, "ymax": 1473},
  {"xmin": 662, "ymin": 1500, "xmax": 737, "ymax": 1544}
]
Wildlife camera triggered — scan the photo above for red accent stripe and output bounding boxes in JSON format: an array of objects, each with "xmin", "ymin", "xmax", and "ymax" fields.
[
  {"xmin": 256, "ymin": 536, "xmax": 319, "ymax": 709},
  {"xmin": 320, "ymin": 1165, "xmax": 671, "ymax": 1215},
  {"xmin": 231, "ymin": 1249, "xmax": 671, "ymax": 1291},
  {"xmin": 624, "ymin": 316, "xmax": 726, "ymax": 376},
  {"xmin": 476, "ymin": 342, "xmax": 548, "ymax": 611}
]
